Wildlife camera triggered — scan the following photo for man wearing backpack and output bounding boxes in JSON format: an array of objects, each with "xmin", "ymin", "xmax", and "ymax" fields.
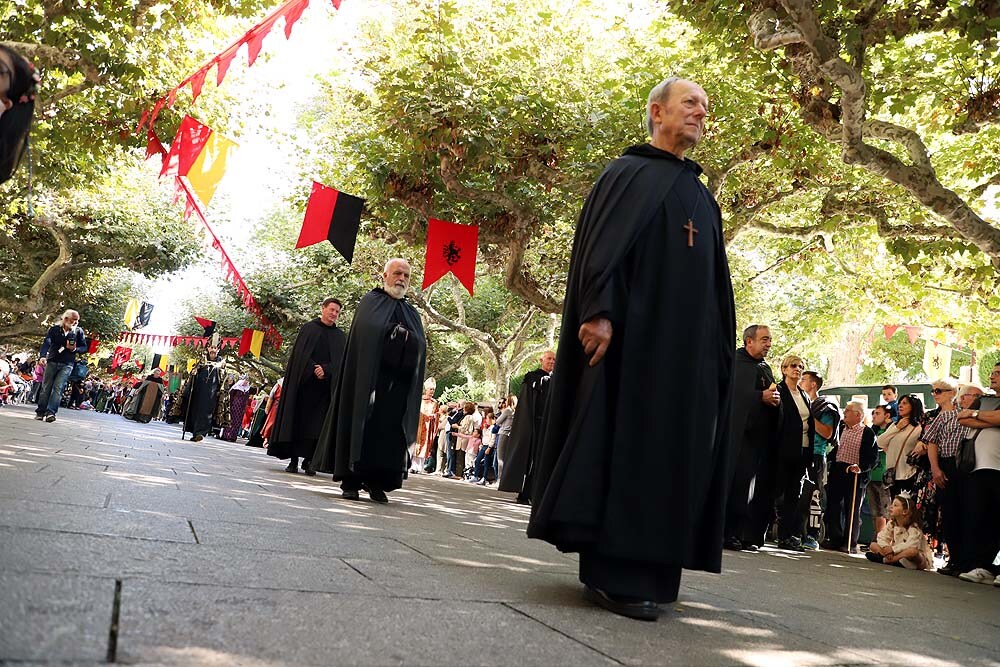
[{"xmin": 798, "ymin": 371, "xmax": 840, "ymax": 550}]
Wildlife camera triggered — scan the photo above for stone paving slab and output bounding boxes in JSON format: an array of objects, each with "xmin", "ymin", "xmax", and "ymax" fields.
[
  {"xmin": 2, "ymin": 403, "xmax": 999, "ymax": 666},
  {"xmin": 0, "ymin": 571, "xmax": 113, "ymax": 663},
  {"xmin": 116, "ymin": 581, "xmax": 616, "ymax": 666}
]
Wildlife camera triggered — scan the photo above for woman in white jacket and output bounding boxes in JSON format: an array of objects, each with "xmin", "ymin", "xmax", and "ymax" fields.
[{"xmin": 877, "ymin": 394, "xmax": 925, "ymax": 496}]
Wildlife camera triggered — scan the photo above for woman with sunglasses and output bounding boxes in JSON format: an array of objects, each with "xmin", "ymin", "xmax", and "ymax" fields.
[
  {"xmin": 760, "ymin": 355, "xmax": 815, "ymax": 551},
  {"xmin": 912, "ymin": 380, "xmax": 965, "ymax": 574}
]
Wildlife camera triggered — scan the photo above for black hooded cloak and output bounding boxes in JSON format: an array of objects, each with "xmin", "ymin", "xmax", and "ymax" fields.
[
  {"xmin": 498, "ymin": 368, "xmax": 550, "ymax": 496},
  {"xmin": 312, "ymin": 288, "xmax": 426, "ymax": 492},
  {"xmin": 123, "ymin": 374, "xmax": 165, "ymax": 424},
  {"xmin": 526, "ymin": 144, "xmax": 736, "ymax": 577},
  {"xmin": 266, "ymin": 318, "xmax": 346, "ymax": 461}
]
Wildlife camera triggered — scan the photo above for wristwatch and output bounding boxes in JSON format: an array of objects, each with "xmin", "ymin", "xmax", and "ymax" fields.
[{"xmin": 972, "ymin": 411, "xmax": 979, "ymax": 419}]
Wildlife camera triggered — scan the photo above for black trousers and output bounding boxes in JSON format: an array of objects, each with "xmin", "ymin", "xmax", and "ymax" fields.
[
  {"xmin": 935, "ymin": 458, "xmax": 961, "ymax": 559},
  {"xmin": 725, "ymin": 441, "xmax": 768, "ymax": 543},
  {"xmin": 579, "ymin": 551, "xmax": 681, "ymax": 604},
  {"xmin": 953, "ymin": 468, "xmax": 1000, "ymax": 572},
  {"xmin": 774, "ymin": 450, "xmax": 810, "ymax": 541},
  {"xmin": 824, "ymin": 462, "xmax": 867, "ymax": 548}
]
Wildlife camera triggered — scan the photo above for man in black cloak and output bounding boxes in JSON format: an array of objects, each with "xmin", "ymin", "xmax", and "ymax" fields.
[
  {"xmin": 170, "ymin": 344, "xmax": 228, "ymax": 442},
  {"xmin": 724, "ymin": 325, "xmax": 781, "ymax": 551},
  {"xmin": 498, "ymin": 350, "xmax": 554, "ymax": 503},
  {"xmin": 526, "ymin": 78, "xmax": 736, "ymax": 622},
  {"xmin": 312, "ymin": 259, "xmax": 426, "ymax": 504},
  {"xmin": 267, "ymin": 298, "xmax": 347, "ymax": 474}
]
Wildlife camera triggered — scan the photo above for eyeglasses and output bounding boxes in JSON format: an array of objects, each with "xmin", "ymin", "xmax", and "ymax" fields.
[
  {"xmin": 786, "ymin": 363, "xmax": 804, "ymax": 369},
  {"xmin": 931, "ymin": 388, "xmax": 954, "ymax": 395}
]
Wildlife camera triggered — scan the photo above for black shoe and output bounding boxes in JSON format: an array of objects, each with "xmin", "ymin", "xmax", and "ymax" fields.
[
  {"xmin": 33, "ymin": 414, "xmax": 44, "ymax": 420},
  {"xmin": 368, "ymin": 487, "xmax": 389, "ymax": 504},
  {"xmin": 284, "ymin": 463, "xmax": 298, "ymax": 473},
  {"xmin": 865, "ymin": 552, "xmax": 885, "ymax": 564},
  {"xmin": 937, "ymin": 564, "xmax": 962, "ymax": 577},
  {"xmin": 191, "ymin": 434, "xmax": 203, "ymax": 442},
  {"xmin": 44, "ymin": 414, "xmax": 56, "ymax": 423},
  {"xmin": 515, "ymin": 495, "xmax": 531, "ymax": 505},
  {"xmin": 819, "ymin": 540, "xmax": 838, "ymax": 551},
  {"xmin": 583, "ymin": 585, "xmax": 661, "ymax": 622},
  {"xmin": 742, "ymin": 543, "xmax": 759, "ymax": 552},
  {"xmin": 341, "ymin": 489, "xmax": 360, "ymax": 501},
  {"xmin": 777, "ymin": 538, "xmax": 806, "ymax": 552},
  {"xmin": 723, "ymin": 537, "xmax": 743, "ymax": 551},
  {"xmin": 303, "ymin": 468, "xmax": 316, "ymax": 476}
]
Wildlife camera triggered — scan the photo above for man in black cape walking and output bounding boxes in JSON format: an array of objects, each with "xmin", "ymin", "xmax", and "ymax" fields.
[
  {"xmin": 312, "ymin": 259, "xmax": 426, "ymax": 503},
  {"xmin": 170, "ymin": 344, "xmax": 227, "ymax": 442},
  {"xmin": 526, "ymin": 77, "xmax": 737, "ymax": 622},
  {"xmin": 267, "ymin": 298, "xmax": 347, "ymax": 474},
  {"xmin": 498, "ymin": 350, "xmax": 554, "ymax": 503}
]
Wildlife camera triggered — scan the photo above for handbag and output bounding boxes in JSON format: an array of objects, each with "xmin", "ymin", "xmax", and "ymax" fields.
[
  {"xmin": 956, "ymin": 431, "xmax": 979, "ymax": 475},
  {"xmin": 69, "ymin": 361, "xmax": 90, "ymax": 382}
]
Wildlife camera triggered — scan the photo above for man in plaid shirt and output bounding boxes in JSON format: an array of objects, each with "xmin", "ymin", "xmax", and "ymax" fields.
[{"xmin": 822, "ymin": 402, "xmax": 879, "ymax": 553}]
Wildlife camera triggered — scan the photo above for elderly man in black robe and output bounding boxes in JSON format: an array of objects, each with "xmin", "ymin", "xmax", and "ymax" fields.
[
  {"xmin": 267, "ymin": 298, "xmax": 347, "ymax": 474},
  {"xmin": 526, "ymin": 77, "xmax": 736, "ymax": 622},
  {"xmin": 312, "ymin": 259, "xmax": 426, "ymax": 504},
  {"xmin": 498, "ymin": 350, "xmax": 554, "ymax": 504}
]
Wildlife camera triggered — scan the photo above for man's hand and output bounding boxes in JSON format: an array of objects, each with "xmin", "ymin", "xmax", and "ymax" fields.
[
  {"xmin": 313, "ymin": 365, "xmax": 325, "ymax": 380},
  {"xmin": 912, "ymin": 442, "xmax": 927, "ymax": 457},
  {"xmin": 579, "ymin": 317, "xmax": 612, "ymax": 367},
  {"xmin": 957, "ymin": 409, "xmax": 975, "ymax": 420},
  {"xmin": 932, "ymin": 467, "xmax": 948, "ymax": 488},
  {"xmin": 848, "ymin": 464, "xmax": 861, "ymax": 474},
  {"xmin": 761, "ymin": 388, "xmax": 780, "ymax": 407}
]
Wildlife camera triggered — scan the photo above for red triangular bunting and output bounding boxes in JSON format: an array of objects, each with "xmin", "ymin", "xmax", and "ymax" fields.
[
  {"xmin": 883, "ymin": 325, "xmax": 900, "ymax": 340},
  {"xmin": 190, "ymin": 68, "xmax": 208, "ymax": 104}
]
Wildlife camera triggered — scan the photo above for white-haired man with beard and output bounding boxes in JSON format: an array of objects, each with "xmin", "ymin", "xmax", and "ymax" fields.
[{"xmin": 312, "ymin": 259, "xmax": 427, "ymax": 504}]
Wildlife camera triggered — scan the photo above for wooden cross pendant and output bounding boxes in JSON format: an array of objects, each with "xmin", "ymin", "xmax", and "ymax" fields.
[{"xmin": 683, "ymin": 219, "xmax": 699, "ymax": 247}]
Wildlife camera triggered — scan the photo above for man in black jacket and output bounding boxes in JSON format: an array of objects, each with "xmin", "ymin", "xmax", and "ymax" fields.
[
  {"xmin": 822, "ymin": 401, "xmax": 879, "ymax": 553},
  {"xmin": 34, "ymin": 309, "xmax": 86, "ymax": 423},
  {"xmin": 724, "ymin": 324, "xmax": 781, "ymax": 551}
]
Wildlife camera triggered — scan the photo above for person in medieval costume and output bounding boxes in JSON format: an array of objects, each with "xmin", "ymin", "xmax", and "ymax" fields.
[
  {"xmin": 123, "ymin": 368, "xmax": 166, "ymax": 424},
  {"xmin": 410, "ymin": 378, "xmax": 439, "ymax": 473},
  {"xmin": 267, "ymin": 298, "xmax": 348, "ymax": 474},
  {"xmin": 526, "ymin": 78, "xmax": 736, "ymax": 622},
  {"xmin": 312, "ymin": 259, "xmax": 426, "ymax": 503},
  {"xmin": 498, "ymin": 351, "xmax": 555, "ymax": 504},
  {"xmin": 221, "ymin": 376, "xmax": 251, "ymax": 442},
  {"xmin": 244, "ymin": 386, "xmax": 269, "ymax": 447},
  {"xmin": 169, "ymin": 343, "xmax": 229, "ymax": 442}
]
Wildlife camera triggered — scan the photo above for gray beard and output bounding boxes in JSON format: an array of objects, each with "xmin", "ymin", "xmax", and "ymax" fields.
[{"xmin": 385, "ymin": 285, "xmax": 406, "ymax": 299}]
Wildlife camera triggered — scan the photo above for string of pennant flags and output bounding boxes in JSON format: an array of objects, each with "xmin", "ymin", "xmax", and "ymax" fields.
[{"xmin": 136, "ymin": 0, "xmax": 479, "ymax": 358}]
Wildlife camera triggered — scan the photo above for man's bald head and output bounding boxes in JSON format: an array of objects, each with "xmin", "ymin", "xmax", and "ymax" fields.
[{"xmin": 383, "ymin": 258, "xmax": 412, "ymax": 299}]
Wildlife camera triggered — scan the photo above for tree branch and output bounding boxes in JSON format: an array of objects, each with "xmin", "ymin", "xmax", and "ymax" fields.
[{"xmin": 410, "ymin": 289, "xmax": 499, "ymax": 354}]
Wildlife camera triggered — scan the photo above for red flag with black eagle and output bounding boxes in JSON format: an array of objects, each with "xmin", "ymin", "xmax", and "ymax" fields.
[{"xmin": 422, "ymin": 218, "xmax": 478, "ymax": 295}]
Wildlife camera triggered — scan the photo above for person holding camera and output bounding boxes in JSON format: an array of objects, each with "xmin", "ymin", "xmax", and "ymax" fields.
[{"xmin": 34, "ymin": 309, "xmax": 86, "ymax": 422}]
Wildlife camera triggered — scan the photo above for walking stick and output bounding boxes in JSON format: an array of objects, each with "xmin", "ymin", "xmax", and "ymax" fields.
[{"xmin": 846, "ymin": 470, "xmax": 860, "ymax": 553}]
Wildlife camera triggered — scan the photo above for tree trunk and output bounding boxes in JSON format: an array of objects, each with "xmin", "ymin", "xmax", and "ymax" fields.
[{"xmin": 827, "ymin": 324, "xmax": 867, "ymax": 386}]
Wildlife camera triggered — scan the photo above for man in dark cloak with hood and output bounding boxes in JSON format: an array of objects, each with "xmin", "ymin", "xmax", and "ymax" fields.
[
  {"xmin": 312, "ymin": 259, "xmax": 426, "ymax": 504},
  {"xmin": 170, "ymin": 344, "xmax": 228, "ymax": 442},
  {"xmin": 526, "ymin": 78, "xmax": 736, "ymax": 622},
  {"xmin": 267, "ymin": 298, "xmax": 347, "ymax": 474},
  {"xmin": 498, "ymin": 350, "xmax": 554, "ymax": 503},
  {"xmin": 123, "ymin": 368, "xmax": 166, "ymax": 424}
]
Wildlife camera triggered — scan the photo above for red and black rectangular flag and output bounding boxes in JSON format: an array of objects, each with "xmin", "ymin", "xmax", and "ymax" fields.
[
  {"xmin": 295, "ymin": 181, "xmax": 364, "ymax": 264},
  {"xmin": 194, "ymin": 316, "xmax": 216, "ymax": 338}
]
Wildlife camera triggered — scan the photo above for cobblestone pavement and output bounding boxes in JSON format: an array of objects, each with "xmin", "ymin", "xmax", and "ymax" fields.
[{"xmin": 1, "ymin": 403, "xmax": 998, "ymax": 666}]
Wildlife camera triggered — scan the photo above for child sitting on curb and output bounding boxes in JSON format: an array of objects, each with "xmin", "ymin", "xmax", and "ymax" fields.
[{"xmin": 866, "ymin": 493, "xmax": 934, "ymax": 570}]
